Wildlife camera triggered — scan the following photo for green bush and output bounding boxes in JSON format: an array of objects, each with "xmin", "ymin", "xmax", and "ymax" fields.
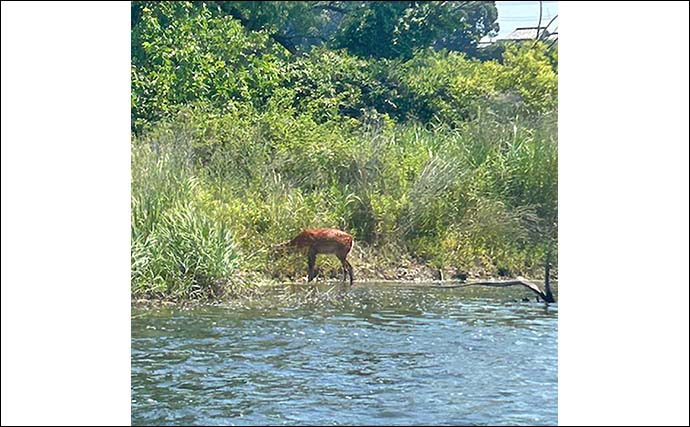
[
  {"xmin": 131, "ymin": 1, "xmax": 283, "ymax": 133},
  {"xmin": 389, "ymin": 45, "xmax": 557, "ymax": 125}
]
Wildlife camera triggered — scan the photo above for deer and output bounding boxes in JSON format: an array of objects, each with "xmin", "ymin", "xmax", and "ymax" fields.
[{"xmin": 274, "ymin": 228, "xmax": 354, "ymax": 285}]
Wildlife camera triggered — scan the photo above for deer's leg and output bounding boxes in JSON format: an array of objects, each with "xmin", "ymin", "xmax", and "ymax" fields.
[
  {"xmin": 338, "ymin": 256, "xmax": 348, "ymax": 283},
  {"xmin": 338, "ymin": 254, "xmax": 354, "ymax": 286},
  {"xmin": 345, "ymin": 259, "xmax": 354, "ymax": 285},
  {"xmin": 307, "ymin": 247, "xmax": 317, "ymax": 282},
  {"xmin": 337, "ymin": 254, "xmax": 347, "ymax": 283}
]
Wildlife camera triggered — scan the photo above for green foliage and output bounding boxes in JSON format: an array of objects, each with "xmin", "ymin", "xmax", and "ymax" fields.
[
  {"xmin": 131, "ymin": 125, "xmax": 241, "ymax": 299},
  {"xmin": 131, "ymin": 1, "xmax": 283, "ymax": 133},
  {"xmin": 206, "ymin": 1, "xmax": 333, "ymax": 54},
  {"xmin": 390, "ymin": 46, "xmax": 557, "ymax": 125},
  {"xmin": 190, "ymin": 1, "xmax": 498, "ymax": 59},
  {"xmin": 131, "ymin": 3, "xmax": 555, "ymax": 131},
  {"xmin": 500, "ymin": 43, "xmax": 559, "ymax": 114},
  {"xmin": 333, "ymin": 1, "xmax": 498, "ymax": 59},
  {"xmin": 131, "ymin": 108, "xmax": 557, "ymax": 285},
  {"xmin": 282, "ymin": 47, "xmax": 380, "ymax": 122}
]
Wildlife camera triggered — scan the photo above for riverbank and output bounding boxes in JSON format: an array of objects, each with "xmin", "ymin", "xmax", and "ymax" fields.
[
  {"xmin": 131, "ymin": 111, "xmax": 557, "ymax": 301},
  {"xmin": 131, "ymin": 272, "xmax": 558, "ymax": 308},
  {"xmin": 132, "ymin": 241, "xmax": 558, "ymax": 305}
]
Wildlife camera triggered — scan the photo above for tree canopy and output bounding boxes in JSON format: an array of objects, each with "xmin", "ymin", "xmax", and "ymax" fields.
[{"xmin": 132, "ymin": 1, "xmax": 499, "ymax": 58}]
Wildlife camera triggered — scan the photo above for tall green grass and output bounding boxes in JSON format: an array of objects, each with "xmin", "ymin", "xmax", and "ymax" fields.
[
  {"xmin": 131, "ymin": 124, "xmax": 241, "ymax": 299},
  {"xmin": 131, "ymin": 109, "xmax": 557, "ymax": 294}
]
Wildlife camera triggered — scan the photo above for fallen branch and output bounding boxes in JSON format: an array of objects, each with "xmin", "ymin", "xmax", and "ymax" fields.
[
  {"xmin": 431, "ymin": 276, "xmax": 555, "ymax": 303},
  {"xmin": 277, "ymin": 276, "xmax": 556, "ymax": 304}
]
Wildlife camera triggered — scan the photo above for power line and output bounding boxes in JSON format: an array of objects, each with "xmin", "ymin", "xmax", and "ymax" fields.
[
  {"xmin": 497, "ymin": 1, "xmax": 559, "ymax": 6},
  {"xmin": 501, "ymin": 16, "xmax": 556, "ymax": 21}
]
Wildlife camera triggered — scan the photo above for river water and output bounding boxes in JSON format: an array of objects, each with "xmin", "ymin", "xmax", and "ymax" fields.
[{"xmin": 132, "ymin": 283, "xmax": 557, "ymax": 425}]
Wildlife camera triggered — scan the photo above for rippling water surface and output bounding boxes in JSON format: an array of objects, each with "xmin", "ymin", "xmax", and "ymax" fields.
[{"xmin": 132, "ymin": 283, "xmax": 557, "ymax": 425}]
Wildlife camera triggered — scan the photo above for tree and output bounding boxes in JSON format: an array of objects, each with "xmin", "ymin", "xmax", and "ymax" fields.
[
  {"xmin": 130, "ymin": 1, "xmax": 284, "ymax": 132},
  {"xmin": 204, "ymin": 1, "xmax": 330, "ymax": 54},
  {"xmin": 195, "ymin": 1, "xmax": 498, "ymax": 59},
  {"xmin": 333, "ymin": 1, "xmax": 499, "ymax": 59}
]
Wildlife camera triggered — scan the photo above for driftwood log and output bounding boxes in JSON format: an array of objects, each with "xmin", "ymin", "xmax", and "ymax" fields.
[
  {"xmin": 432, "ymin": 243, "xmax": 556, "ymax": 303},
  {"xmin": 283, "ymin": 276, "xmax": 556, "ymax": 303},
  {"xmin": 430, "ymin": 276, "xmax": 555, "ymax": 303}
]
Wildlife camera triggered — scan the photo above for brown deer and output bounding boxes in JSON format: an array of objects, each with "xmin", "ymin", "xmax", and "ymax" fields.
[{"xmin": 274, "ymin": 228, "xmax": 354, "ymax": 285}]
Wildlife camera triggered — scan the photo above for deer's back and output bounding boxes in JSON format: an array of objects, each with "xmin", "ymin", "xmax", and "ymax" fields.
[{"xmin": 296, "ymin": 228, "xmax": 353, "ymax": 255}]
